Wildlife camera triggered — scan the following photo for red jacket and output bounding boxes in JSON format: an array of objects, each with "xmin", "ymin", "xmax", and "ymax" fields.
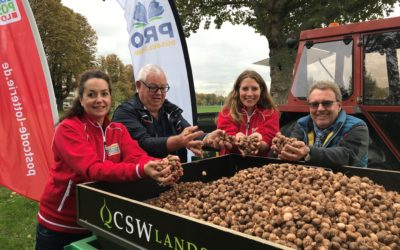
[
  {"xmin": 37, "ymin": 114, "xmax": 155, "ymax": 234},
  {"xmin": 217, "ymin": 107, "xmax": 279, "ymax": 156}
]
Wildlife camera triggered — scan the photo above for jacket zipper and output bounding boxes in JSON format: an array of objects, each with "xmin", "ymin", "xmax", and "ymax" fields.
[
  {"xmin": 302, "ymin": 122, "xmax": 344, "ymax": 147},
  {"xmin": 323, "ymin": 122, "xmax": 344, "ymax": 147},
  {"xmin": 245, "ymin": 110, "xmax": 255, "ymax": 136},
  {"xmin": 101, "ymin": 126, "xmax": 107, "ymax": 161}
]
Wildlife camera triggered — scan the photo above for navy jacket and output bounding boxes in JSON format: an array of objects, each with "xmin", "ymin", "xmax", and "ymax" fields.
[{"xmin": 112, "ymin": 94, "xmax": 190, "ymax": 162}]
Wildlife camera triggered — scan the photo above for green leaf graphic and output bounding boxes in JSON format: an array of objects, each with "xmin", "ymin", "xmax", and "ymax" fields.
[
  {"xmin": 133, "ymin": 23, "xmax": 147, "ymax": 28},
  {"xmin": 100, "ymin": 199, "xmax": 112, "ymax": 229},
  {"xmin": 149, "ymin": 16, "xmax": 162, "ymax": 22}
]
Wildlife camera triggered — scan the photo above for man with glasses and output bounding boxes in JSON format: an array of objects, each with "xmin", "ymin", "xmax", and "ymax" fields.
[
  {"xmin": 112, "ymin": 64, "xmax": 225, "ymax": 162},
  {"xmin": 271, "ymin": 81, "xmax": 369, "ymax": 167}
]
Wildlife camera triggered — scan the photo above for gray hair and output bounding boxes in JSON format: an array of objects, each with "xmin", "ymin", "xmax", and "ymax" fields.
[
  {"xmin": 308, "ymin": 81, "xmax": 342, "ymax": 102},
  {"xmin": 137, "ymin": 64, "xmax": 166, "ymax": 82}
]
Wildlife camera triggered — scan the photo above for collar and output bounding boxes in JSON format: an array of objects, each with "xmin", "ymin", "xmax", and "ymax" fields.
[
  {"xmin": 300, "ymin": 109, "xmax": 347, "ymax": 130},
  {"xmin": 82, "ymin": 112, "xmax": 111, "ymax": 129},
  {"xmin": 133, "ymin": 94, "xmax": 182, "ymax": 115},
  {"xmin": 240, "ymin": 105, "xmax": 260, "ymax": 116},
  {"xmin": 313, "ymin": 123, "xmax": 334, "ymax": 135}
]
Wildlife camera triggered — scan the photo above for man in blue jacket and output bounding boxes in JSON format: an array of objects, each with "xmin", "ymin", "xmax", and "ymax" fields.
[{"xmin": 272, "ymin": 81, "xmax": 368, "ymax": 167}]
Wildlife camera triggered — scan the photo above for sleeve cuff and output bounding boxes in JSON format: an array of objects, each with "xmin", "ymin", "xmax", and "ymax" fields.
[{"xmin": 135, "ymin": 164, "xmax": 145, "ymax": 179}]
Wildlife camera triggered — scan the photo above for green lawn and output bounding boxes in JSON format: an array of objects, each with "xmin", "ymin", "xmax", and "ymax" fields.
[
  {"xmin": 197, "ymin": 105, "xmax": 221, "ymax": 113},
  {"xmin": 0, "ymin": 187, "xmax": 37, "ymax": 249},
  {"xmin": 0, "ymin": 105, "xmax": 219, "ymax": 250}
]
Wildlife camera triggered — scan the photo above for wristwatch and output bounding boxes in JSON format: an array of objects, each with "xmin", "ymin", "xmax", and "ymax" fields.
[{"xmin": 304, "ymin": 146, "xmax": 311, "ymax": 162}]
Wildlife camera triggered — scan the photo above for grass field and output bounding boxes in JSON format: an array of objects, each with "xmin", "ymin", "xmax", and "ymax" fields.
[
  {"xmin": 0, "ymin": 105, "xmax": 220, "ymax": 249},
  {"xmin": 197, "ymin": 105, "xmax": 221, "ymax": 113},
  {"xmin": 0, "ymin": 187, "xmax": 37, "ymax": 249}
]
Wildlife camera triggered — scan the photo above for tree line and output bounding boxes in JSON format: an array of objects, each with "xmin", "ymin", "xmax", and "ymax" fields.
[
  {"xmin": 28, "ymin": 0, "xmax": 225, "ymax": 112},
  {"xmin": 196, "ymin": 93, "xmax": 225, "ymax": 106},
  {"xmin": 29, "ymin": 0, "xmax": 397, "ymax": 111},
  {"xmin": 29, "ymin": 0, "xmax": 134, "ymax": 112},
  {"xmin": 175, "ymin": 0, "xmax": 397, "ymax": 104}
]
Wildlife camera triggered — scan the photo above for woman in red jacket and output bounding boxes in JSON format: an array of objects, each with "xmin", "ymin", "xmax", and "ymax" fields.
[
  {"xmin": 217, "ymin": 70, "xmax": 279, "ymax": 156},
  {"xmin": 35, "ymin": 70, "xmax": 180, "ymax": 250}
]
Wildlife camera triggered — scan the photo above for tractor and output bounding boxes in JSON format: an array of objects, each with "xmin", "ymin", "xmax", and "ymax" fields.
[
  {"xmin": 279, "ymin": 16, "xmax": 400, "ymax": 169},
  {"xmin": 198, "ymin": 16, "xmax": 400, "ymax": 169}
]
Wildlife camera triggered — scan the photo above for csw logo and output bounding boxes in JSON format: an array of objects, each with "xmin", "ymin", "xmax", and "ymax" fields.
[
  {"xmin": 0, "ymin": 0, "xmax": 21, "ymax": 25},
  {"xmin": 130, "ymin": 0, "xmax": 174, "ymax": 48},
  {"xmin": 98, "ymin": 199, "xmax": 154, "ymax": 243}
]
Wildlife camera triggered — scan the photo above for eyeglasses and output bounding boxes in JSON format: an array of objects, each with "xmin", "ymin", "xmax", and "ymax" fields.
[
  {"xmin": 140, "ymin": 80, "xmax": 170, "ymax": 93},
  {"xmin": 308, "ymin": 100, "xmax": 336, "ymax": 109}
]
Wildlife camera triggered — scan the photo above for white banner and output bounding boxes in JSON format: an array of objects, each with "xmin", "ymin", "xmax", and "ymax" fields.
[{"xmin": 116, "ymin": 0, "xmax": 196, "ymax": 126}]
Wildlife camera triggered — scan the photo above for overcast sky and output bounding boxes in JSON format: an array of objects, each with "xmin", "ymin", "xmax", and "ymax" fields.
[
  {"xmin": 60, "ymin": 0, "xmax": 269, "ymax": 95},
  {"xmin": 60, "ymin": 0, "xmax": 399, "ymax": 95}
]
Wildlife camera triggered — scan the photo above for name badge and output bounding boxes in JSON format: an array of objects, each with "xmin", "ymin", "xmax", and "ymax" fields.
[{"xmin": 106, "ymin": 143, "xmax": 120, "ymax": 156}]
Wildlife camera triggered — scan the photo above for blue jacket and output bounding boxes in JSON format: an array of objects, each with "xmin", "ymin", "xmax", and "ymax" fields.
[{"xmin": 291, "ymin": 110, "xmax": 369, "ymax": 167}]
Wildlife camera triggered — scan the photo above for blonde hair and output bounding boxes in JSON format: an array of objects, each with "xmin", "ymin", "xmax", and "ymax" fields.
[{"xmin": 308, "ymin": 81, "xmax": 342, "ymax": 102}]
